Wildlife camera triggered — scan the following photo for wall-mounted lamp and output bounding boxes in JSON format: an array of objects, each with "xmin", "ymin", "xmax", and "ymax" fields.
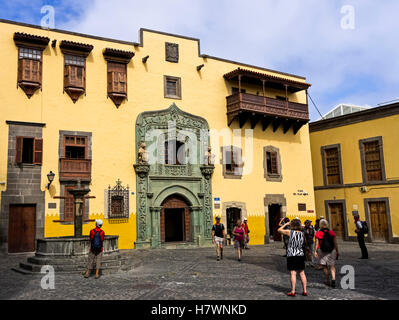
[
  {"xmin": 197, "ymin": 64, "xmax": 204, "ymax": 71},
  {"xmin": 46, "ymin": 171, "xmax": 55, "ymax": 189},
  {"xmin": 51, "ymin": 39, "xmax": 57, "ymax": 48},
  {"xmin": 142, "ymin": 55, "xmax": 149, "ymax": 63}
]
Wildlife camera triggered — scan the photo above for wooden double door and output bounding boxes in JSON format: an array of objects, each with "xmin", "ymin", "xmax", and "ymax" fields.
[
  {"xmin": 8, "ymin": 204, "xmax": 36, "ymax": 253},
  {"xmin": 328, "ymin": 203, "xmax": 345, "ymax": 239},
  {"xmin": 369, "ymin": 201, "xmax": 389, "ymax": 242},
  {"xmin": 160, "ymin": 195, "xmax": 191, "ymax": 243}
]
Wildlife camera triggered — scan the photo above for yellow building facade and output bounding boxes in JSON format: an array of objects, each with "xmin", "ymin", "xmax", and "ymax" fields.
[
  {"xmin": 310, "ymin": 103, "xmax": 399, "ymax": 243},
  {"xmin": 0, "ymin": 19, "xmax": 316, "ymax": 253}
]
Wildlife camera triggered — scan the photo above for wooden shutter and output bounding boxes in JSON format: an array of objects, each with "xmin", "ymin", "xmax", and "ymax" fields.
[
  {"xmin": 108, "ymin": 62, "xmax": 126, "ymax": 94},
  {"xmin": 18, "ymin": 59, "xmax": 23, "ymax": 81},
  {"xmin": 64, "ymin": 186, "xmax": 75, "ymax": 221},
  {"xmin": 31, "ymin": 60, "xmax": 40, "ymax": 82},
  {"xmin": 33, "ymin": 138, "xmax": 43, "ymax": 165},
  {"xmin": 15, "ymin": 136, "xmax": 23, "ymax": 164},
  {"xmin": 270, "ymin": 151, "xmax": 278, "ymax": 174}
]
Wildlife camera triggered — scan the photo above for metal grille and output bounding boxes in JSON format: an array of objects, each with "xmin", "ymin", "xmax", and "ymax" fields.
[{"xmin": 108, "ymin": 179, "xmax": 129, "ymax": 219}]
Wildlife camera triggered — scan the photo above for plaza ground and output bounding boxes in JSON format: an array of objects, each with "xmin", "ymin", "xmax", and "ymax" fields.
[{"xmin": 0, "ymin": 241, "xmax": 398, "ymax": 300}]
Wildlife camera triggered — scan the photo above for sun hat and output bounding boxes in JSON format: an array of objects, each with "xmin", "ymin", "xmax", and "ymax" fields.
[{"xmin": 96, "ymin": 219, "xmax": 103, "ymax": 227}]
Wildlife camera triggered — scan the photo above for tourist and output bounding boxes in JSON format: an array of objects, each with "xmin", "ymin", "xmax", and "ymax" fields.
[
  {"xmin": 279, "ymin": 217, "xmax": 290, "ymax": 257},
  {"xmin": 232, "ymin": 219, "xmax": 246, "ymax": 261},
  {"xmin": 314, "ymin": 219, "xmax": 320, "ymax": 232},
  {"xmin": 314, "ymin": 219, "xmax": 339, "ymax": 287},
  {"xmin": 212, "ymin": 216, "xmax": 225, "ymax": 261},
  {"xmin": 84, "ymin": 219, "xmax": 105, "ymax": 279},
  {"xmin": 303, "ymin": 220, "xmax": 315, "ymax": 267},
  {"xmin": 278, "ymin": 218, "xmax": 308, "ymax": 297},
  {"xmin": 242, "ymin": 217, "xmax": 250, "ymax": 249},
  {"xmin": 354, "ymin": 214, "xmax": 368, "ymax": 259}
]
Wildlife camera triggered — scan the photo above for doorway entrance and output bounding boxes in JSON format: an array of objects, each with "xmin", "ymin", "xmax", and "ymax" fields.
[
  {"xmin": 8, "ymin": 204, "xmax": 36, "ymax": 253},
  {"xmin": 161, "ymin": 195, "xmax": 190, "ymax": 243},
  {"xmin": 369, "ymin": 201, "xmax": 389, "ymax": 242},
  {"xmin": 226, "ymin": 207, "xmax": 241, "ymax": 239},
  {"xmin": 329, "ymin": 203, "xmax": 345, "ymax": 239},
  {"xmin": 268, "ymin": 204, "xmax": 282, "ymax": 241}
]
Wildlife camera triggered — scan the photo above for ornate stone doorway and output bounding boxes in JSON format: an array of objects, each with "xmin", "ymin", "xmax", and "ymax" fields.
[
  {"xmin": 161, "ymin": 195, "xmax": 190, "ymax": 243},
  {"xmin": 134, "ymin": 104, "xmax": 215, "ymax": 249},
  {"xmin": 264, "ymin": 194, "xmax": 287, "ymax": 244}
]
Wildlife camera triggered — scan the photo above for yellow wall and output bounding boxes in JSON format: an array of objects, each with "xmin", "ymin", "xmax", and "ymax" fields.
[
  {"xmin": 0, "ymin": 21, "xmax": 315, "ymax": 248},
  {"xmin": 310, "ymin": 114, "xmax": 399, "ymax": 240}
]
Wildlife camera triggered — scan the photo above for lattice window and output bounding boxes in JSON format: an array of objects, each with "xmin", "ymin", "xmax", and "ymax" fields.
[
  {"xmin": 325, "ymin": 147, "xmax": 341, "ymax": 184},
  {"xmin": 266, "ymin": 151, "xmax": 279, "ymax": 175},
  {"xmin": 363, "ymin": 140, "xmax": 382, "ymax": 181},
  {"xmin": 107, "ymin": 179, "xmax": 129, "ymax": 219}
]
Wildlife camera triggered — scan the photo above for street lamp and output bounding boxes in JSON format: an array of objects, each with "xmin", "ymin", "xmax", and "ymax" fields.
[{"xmin": 46, "ymin": 171, "xmax": 55, "ymax": 189}]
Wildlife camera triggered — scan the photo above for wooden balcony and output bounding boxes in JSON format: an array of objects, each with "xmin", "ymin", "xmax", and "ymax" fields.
[
  {"xmin": 226, "ymin": 93, "xmax": 309, "ymax": 134},
  {"xmin": 59, "ymin": 158, "xmax": 91, "ymax": 181}
]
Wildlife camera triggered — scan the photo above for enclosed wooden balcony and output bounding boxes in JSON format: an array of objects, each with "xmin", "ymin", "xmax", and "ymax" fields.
[
  {"xmin": 59, "ymin": 158, "xmax": 91, "ymax": 181},
  {"xmin": 224, "ymin": 68, "xmax": 312, "ymax": 134}
]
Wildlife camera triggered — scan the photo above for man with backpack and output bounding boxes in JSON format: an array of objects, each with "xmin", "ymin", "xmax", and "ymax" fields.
[
  {"xmin": 314, "ymin": 219, "xmax": 339, "ymax": 288},
  {"xmin": 354, "ymin": 214, "xmax": 369, "ymax": 259},
  {"xmin": 84, "ymin": 219, "xmax": 105, "ymax": 279},
  {"xmin": 212, "ymin": 216, "xmax": 225, "ymax": 261}
]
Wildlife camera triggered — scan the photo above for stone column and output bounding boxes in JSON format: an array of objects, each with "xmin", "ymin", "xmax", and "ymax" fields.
[
  {"xmin": 200, "ymin": 165, "xmax": 215, "ymax": 243},
  {"xmin": 190, "ymin": 206, "xmax": 202, "ymax": 246},
  {"xmin": 74, "ymin": 198, "xmax": 84, "ymax": 238},
  {"xmin": 134, "ymin": 164, "xmax": 151, "ymax": 249},
  {"xmin": 150, "ymin": 206, "xmax": 162, "ymax": 248}
]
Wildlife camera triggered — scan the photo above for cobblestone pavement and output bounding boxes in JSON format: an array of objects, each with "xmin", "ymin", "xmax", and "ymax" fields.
[{"xmin": 0, "ymin": 241, "xmax": 398, "ymax": 300}]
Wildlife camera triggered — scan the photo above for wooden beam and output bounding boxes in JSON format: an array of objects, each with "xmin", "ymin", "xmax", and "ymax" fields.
[
  {"xmin": 262, "ymin": 116, "xmax": 272, "ymax": 131},
  {"xmin": 250, "ymin": 113, "xmax": 259, "ymax": 129},
  {"xmin": 272, "ymin": 117, "xmax": 281, "ymax": 132},
  {"xmin": 293, "ymin": 121, "xmax": 305, "ymax": 134},
  {"xmin": 283, "ymin": 119, "xmax": 293, "ymax": 134},
  {"xmin": 239, "ymin": 113, "xmax": 249, "ymax": 128}
]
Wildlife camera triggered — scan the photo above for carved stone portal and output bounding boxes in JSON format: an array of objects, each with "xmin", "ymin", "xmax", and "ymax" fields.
[{"xmin": 134, "ymin": 104, "xmax": 213, "ymax": 249}]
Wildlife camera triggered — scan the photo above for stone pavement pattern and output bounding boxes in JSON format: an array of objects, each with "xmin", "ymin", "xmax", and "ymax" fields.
[{"xmin": 0, "ymin": 241, "xmax": 398, "ymax": 300}]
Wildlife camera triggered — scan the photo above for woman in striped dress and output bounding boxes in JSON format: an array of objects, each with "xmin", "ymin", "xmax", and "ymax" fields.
[{"xmin": 278, "ymin": 218, "xmax": 308, "ymax": 297}]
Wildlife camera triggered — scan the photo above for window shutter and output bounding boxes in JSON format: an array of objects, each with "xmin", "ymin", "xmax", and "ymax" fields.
[
  {"xmin": 23, "ymin": 59, "xmax": 31, "ymax": 81},
  {"xmin": 18, "ymin": 59, "xmax": 23, "ymax": 81},
  {"xmin": 33, "ymin": 138, "xmax": 43, "ymax": 165},
  {"xmin": 15, "ymin": 136, "xmax": 23, "ymax": 164},
  {"xmin": 107, "ymin": 70, "xmax": 113, "ymax": 93},
  {"xmin": 270, "ymin": 152, "xmax": 278, "ymax": 174}
]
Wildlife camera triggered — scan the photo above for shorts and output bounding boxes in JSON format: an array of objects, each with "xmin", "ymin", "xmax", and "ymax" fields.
[
  {"xmin": 287, "ymin": 255, "xmax": 305, "ymax": 271},
  {"xmin": 318, "ymin": 249, "xmax": 337, "ymax": 266},
  {"xmin": 214, "ymin": 236, "xmax": 224, "ymax": 246},
  {"xmin": 234, "ymin": 240, "xmax": 244, "ymax": 249}
]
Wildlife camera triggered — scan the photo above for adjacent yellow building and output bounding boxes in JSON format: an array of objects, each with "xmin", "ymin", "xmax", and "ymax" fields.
[
  {"xmin": 0, "ymin": 19, "xmax": 316, "ymax": 253},
  {"xmin": 310, "ymin": 103, "xmax": 399, "ymax": 243}
]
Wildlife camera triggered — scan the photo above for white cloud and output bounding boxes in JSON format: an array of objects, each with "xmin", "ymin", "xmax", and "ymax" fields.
[{"xmin": 58, "ymin": 0, "xmax": 399, "ymax": 120}]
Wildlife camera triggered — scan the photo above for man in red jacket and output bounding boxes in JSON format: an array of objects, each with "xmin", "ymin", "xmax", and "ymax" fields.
[{"xmin": 84, "ymin": 219, "xmax": 105, "ymax": 279}]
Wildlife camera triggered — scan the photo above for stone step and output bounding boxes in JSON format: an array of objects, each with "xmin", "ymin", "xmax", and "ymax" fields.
[
  {"xmin": 17, "ymin": 261, "xmax": 121, "ymax": 274},
  {"xmin": 12, "ymin": 266, "xmax": 120, "ymax": 276},
  {"xmin": 27, "ymin": 255, "xmax": 120, "ymax": 265}
]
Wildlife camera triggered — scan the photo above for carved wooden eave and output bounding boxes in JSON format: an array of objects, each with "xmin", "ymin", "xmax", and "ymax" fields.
[
  {"xmin": 108, "ymin": 92, "xmax": 127, "ymax": 108},
  {"xmin": 64, "ymin": 86, "xmax": 85, "ymax": 103},
  {"xmin": 13, "ymin": 32, "xmax": 50, "ymax": 49},
  {"xmin": 60, "ymin": 40, "xmax": 93, "ymax": 56},
  {"xmin": 18, "ymin": 81, "xmax": 41, "ymax": 99},
  {"xmin": 103, "ymin": 48, "xmax": 135, "ymax": 63}
]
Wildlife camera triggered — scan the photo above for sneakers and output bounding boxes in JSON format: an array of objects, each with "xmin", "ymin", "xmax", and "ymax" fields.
[
  {"xmin": 217, "ymin": 256, "xmax": 220, "ymax": 261},
  {"xmin": 331, "ymin": 280, "xmax": 336, "ymax": 288}
]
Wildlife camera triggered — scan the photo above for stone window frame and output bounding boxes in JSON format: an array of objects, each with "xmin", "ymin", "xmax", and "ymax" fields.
[
  {"xmin": 359, "ymin": 136, "xmax": 386, "ymax": 183},
  {"xmin": 321, "ymin": 144, "xmax": 344, "ymax": 186},
  {"xmin": 164, "ymin": 75, "xmax": 182, "ymax": 99},
  {"xmin": 220, "ymin": 145, "xmax": 243, "ymax": 179},
  {"xmin": 221, "ymin": 201, "xmax": 247, "ymax": 235},
  {"xmin": 263, "ymin": 146, "xmax": 283, "ymax": 182}
]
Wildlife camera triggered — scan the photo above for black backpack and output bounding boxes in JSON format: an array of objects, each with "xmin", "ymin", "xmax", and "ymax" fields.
[
  {"xmin": 361, "ymin": 221, "xmax": 369, "ymax": 234},
  {"xmin": 91, "ymin": 230, "xmax": 103, "ymax": 250},
  {"xmin": 320, "ymin": 229, "xmax": 334, "ymax": 253}
]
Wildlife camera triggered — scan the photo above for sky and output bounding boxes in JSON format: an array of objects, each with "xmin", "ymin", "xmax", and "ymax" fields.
[{"xmin": 1, "ymin": 0, "xmax": 399, "ymax": 121}]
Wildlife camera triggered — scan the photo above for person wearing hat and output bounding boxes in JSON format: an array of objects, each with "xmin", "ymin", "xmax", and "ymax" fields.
[
  {"xmin": 212, "ymin": 216, "xmax": 225, "ymax": 261},
  {"xmin": 242, "ymin": 217, "xmax": 250, "ymax": 249},
  {"xmin": 84, "ymin": 219, "xmax": 105, "ymax": 279}
]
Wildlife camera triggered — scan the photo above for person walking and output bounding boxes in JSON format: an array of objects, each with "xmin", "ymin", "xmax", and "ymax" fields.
[
  {"xmin": 354, "ymin": 215, "xmax": 369, "ymax": 259},
  {"xmin": 212, "ymin": 216, "xmax": 225, "ymax": 261},
  {"xmin": 232, "ymin": 219, "xmax": 246, "ymax": 262},
  {"xmin": 314, "ymin": 219, "xmax": 339, "ymax": 288},
  {"xmin": 278, "ymin": 218, "xmax": 308, "ymax": 297},
  {"xmin": 303, "ymin": 220, "xmax": 315, "ymax": 267},
  {"xmin": 84, "ymin": 219, "xmax": 105, "ymax": 279},
  {"xmin": 242, "ymin": 217, "xmax": 250, "ymax": 249},
  {"xmin": 279, "ymin": 217, "xmax": 290, "ymax": 257}
]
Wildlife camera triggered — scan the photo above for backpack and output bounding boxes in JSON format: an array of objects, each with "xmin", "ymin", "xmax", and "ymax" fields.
[
  {"xmin": 91, "ymin": 229, "xmax": 103, "ymax": 250},
  {"xmin": 320, "ymin": 229, "xmax": 334, "ymax": 253},
  {"xmin": 360, "ymin": 221, "xmax": 369, "ymax": 234}
]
